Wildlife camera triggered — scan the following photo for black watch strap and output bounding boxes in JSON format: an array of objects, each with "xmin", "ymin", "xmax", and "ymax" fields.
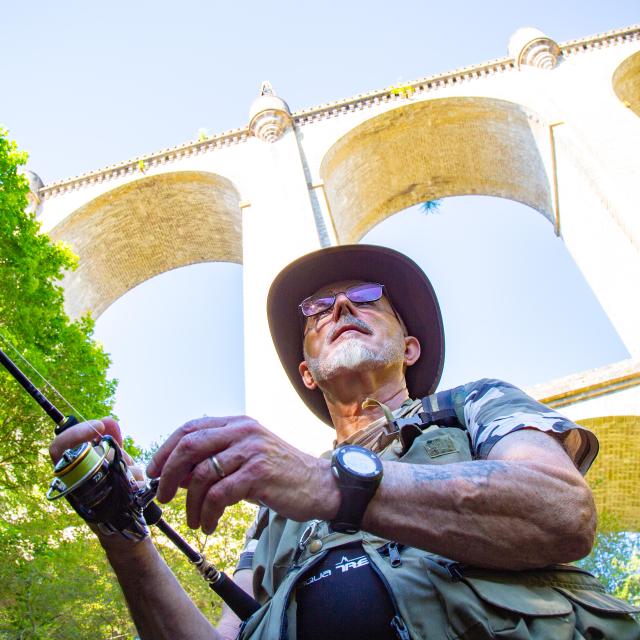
[{"xmin": 330, "ymin": 484, "xmax": 378, "ymax": 534}]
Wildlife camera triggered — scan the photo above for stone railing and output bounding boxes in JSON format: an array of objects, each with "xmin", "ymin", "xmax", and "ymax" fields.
[
  {"xmin": 40, "ymin": 127, "xmax": 249, "ymax": 199},
  {"xmin": 561, "ymin": 23, "xmax": 640, "ymax": 57},
  {"xmin": 527, "ymin": 358, "xmax": 640, "ymax": 409},
  {"xmin": 40, "ymin": 24, "xmax": 640, "ymax": 200}
]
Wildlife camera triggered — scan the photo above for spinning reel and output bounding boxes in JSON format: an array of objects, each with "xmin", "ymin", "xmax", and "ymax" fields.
[{"xmin": 47, "ymin": 436, "xmax": 151, "ymax": 539}]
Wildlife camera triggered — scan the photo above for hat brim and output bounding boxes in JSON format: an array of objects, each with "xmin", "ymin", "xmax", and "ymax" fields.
[{"xmin": 267, "ymin": 245, "xmax": 445, "ymax": 426}]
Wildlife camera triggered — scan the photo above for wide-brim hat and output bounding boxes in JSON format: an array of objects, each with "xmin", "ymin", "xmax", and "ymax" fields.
[{"xmin": 267, "ymin": 244, "xmax": 445, "ymax": 426}]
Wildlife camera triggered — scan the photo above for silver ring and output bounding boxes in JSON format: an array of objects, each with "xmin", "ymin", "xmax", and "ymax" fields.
[{"xmin": 210, "ymin": 455, "xmax": 226, "ymax": 479}]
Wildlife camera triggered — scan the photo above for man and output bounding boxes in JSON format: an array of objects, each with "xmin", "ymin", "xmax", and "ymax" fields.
[{"xmin": 50, "ymin": 244, "xmax": 639, "ymax": 639}]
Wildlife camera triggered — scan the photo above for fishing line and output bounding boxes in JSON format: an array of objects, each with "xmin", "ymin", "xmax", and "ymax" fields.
[{"xmin": 0, "ymin": 329, "xmax": 101, "ymax": 439}]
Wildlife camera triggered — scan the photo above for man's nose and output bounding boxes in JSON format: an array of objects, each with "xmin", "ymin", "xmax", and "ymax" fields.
[{"xmin": 331, "ymin": 292, "xmax": 357, "ymax": 321}]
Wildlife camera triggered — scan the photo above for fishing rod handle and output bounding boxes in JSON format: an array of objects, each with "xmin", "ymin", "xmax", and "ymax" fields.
[
  {"xmin": 147, "ymin": 507, "xmax": 260, "ymax": 621},
  {"xmin": 207, "ymin": 570, "xmax": 261, "ymax": 621}
]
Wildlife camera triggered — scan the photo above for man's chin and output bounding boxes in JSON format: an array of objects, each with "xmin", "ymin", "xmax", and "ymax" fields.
[{"xmin": 306, "ymin": 341, "xmax": 396, "ymax": 383}]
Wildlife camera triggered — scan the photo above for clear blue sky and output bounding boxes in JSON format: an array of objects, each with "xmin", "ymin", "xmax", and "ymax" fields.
[{"xmin": 2, "ymin": 2, "xmax": 635, "ymax": 447}]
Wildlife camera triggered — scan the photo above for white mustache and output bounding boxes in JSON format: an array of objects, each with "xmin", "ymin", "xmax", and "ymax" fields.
[{"xmin": 327, "ymin": 314, "xmax": 373, "ymax": 343}]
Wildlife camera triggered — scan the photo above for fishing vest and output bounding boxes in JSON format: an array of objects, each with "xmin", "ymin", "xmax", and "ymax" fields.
[{"xmin": 238, "ymin": 395, "xmax": 640, "ymax": 640}]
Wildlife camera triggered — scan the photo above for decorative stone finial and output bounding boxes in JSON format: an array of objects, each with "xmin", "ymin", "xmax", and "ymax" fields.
[
  {"xmin": 508, "ymin": 28, "xmax": 561, "ymax": 70},
  {"xmin": 260, "ymin": 81, "xmax": 274, "ymax": 96},
  {"xmin": 18, "ymin": 168, "xmax": 44, "ymax": 216},
  {"xmin": 249, "ymin": 81, "xmax": 292, "ymax": 143}
]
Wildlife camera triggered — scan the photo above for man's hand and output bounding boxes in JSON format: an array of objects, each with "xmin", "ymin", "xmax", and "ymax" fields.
[
  {"xmin": 146, "ymin": 416, "xmax": 340, "ymax": 533},
  {"xmin": 49, "ymin": 416, "xmax": 143, "ymax": 478}
]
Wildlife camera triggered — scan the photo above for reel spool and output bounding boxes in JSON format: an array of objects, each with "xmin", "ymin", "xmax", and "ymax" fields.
[
  {"xmin": 48, "ymin": 439, "xmax": 111, "ymax": 499},
  {"xmin": 47, "ymin": 435, "xmax": 149, "ymax": 540}
]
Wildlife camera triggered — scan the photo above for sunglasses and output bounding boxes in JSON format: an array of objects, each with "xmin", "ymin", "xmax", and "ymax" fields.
[{"xmin": 299, "ymin": 282, "xmax": 385, "ymax": 318}]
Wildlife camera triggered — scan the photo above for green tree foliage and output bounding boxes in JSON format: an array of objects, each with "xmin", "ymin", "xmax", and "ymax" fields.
[
  {"xmin": 0, "ymin": 128, "xmax": 123, "ymax": 637},
  {"xmin": 0, "ymin": 128, "xmax": 116, "ymax": 490},
  {"xmin": 0, "ymin": 487, "xmax": 135, "ymax": 638},
  {"xmin": 0, "ymin": 128, "xmax": 256, "ymax": 638}
]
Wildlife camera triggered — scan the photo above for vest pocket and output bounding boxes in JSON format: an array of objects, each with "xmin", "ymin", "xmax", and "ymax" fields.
[
  {"xmin": 554, "ymin": 586, "xmax": 639, "ymax": 615},
  {"xmin": 553, "ymin": 586, "xmax": 640, "ymax": 640},
  {"xmin": 400, "ymin": 428, "xmax": 472, "ymax": 465},
  {"xmin": 425, "ymin": 559, "xmax": 640, "ymax": 640},
  {"xmin": 425, "ymin": 559, "xmax": 576, "ymax": 639}
]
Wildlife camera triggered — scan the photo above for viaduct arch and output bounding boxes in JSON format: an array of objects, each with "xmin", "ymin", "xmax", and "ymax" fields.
[
  {"xmin": 49, "ymin": 171, "xmax": 242, "ymax": 318},
  {"xmin": 613, "ymin": 50, "xmax": 640, "ymax": 117},
  {"xmin": 320, "ymin": 97, "xmax": 554, "ymax": 243}
]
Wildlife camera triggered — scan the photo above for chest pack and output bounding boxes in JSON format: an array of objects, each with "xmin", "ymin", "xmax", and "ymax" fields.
[{"xmin": 238, "ymin": 392, "xmax": 640, "ymax": 640}]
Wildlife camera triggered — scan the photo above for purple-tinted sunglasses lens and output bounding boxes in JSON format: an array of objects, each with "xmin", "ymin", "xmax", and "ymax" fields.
[
  {"xmin": 348, "ymin": 283, "xmax": 383, "ymax": 303},
  {"xmin": 299, "ymin": 283, "xmax": 383, "ymax": 317}
]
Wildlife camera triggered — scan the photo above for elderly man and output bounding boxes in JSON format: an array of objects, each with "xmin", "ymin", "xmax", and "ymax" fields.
[{"xmin": 50, "ymin": 245, "xmax": 639, "ymax": 639}]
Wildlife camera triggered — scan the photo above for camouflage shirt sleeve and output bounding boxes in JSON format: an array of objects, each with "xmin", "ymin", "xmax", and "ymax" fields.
[{"xmin": 449, "ymin": 378, "xmax": 599, "ymax": 475}]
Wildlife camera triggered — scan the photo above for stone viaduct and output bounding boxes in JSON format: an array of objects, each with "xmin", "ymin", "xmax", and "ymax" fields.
[{"xmin": 27, "ymin": 24, "xmax": 640, "ymax": 529}]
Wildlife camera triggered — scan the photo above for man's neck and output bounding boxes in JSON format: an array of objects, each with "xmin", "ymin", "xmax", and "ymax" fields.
[{"xmin": 324, "ymin": 380, "xmax": 410, "ymax": 442}]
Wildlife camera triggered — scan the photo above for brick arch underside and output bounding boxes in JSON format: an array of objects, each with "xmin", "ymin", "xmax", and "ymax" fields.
[
  {"xmin": 320, "ymin": 97, "xmax": 554, "ymax": 243},
  {"xmin": 50, "ymin": 172, "xmax": 242, "ymax": 319},
  {"xmin": 579, "ymin": 415, "xmax": 639, "ymax": 532},
  {"xmin": 613, "ymin": 51, "xmax": 640, "ymax": 118}
]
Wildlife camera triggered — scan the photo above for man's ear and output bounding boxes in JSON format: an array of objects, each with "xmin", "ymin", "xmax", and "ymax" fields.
[
  {"xmin": 403, "ymin": 336, "xmax": 421, "ymax": 367},
  {"xmin": 298, "ymin": 361, "xmax": 318, "ymax": 390}
]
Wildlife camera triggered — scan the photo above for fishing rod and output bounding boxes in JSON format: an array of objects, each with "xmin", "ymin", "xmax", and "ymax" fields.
[{"xmin": 0, "ymin": 344, "xmax": 260, "ymax": 622}]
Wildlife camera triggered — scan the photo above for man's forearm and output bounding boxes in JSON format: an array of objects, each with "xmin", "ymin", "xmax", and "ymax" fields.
[
  {"xmin": 361, "ymin": 441, "xmax": 595, "ymax": 570},
  {"xmin": 102, "ymin": 536, "xmax": 220, "ymax": 640}
]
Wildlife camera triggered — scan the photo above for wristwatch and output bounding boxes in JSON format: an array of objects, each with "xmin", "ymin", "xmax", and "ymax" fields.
[{"xmin": 329, "ymin": 444, "xmax": 384, "ymax": 534}]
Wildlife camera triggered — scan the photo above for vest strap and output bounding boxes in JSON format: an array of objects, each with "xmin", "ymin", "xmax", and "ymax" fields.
[
  {"xmin": 389, "ymin": 391, "xmax": 466, "ymax": 453},
  {"xmin": 420, "ymin": 390, "xmax": 464, "ymax": 429}
]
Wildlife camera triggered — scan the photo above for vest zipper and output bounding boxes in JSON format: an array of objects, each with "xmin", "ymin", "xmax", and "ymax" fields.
[
  {"xmin": 377, "ymin": 541, "xmax": 404, "ymax": 567},
  {"xmin": 365, "ymin": 548, "xmax": 411, "ymax": 639},
  {"xmin": 445, "ymin": 560, "xmax": 464, "ymax": 581},
  {"xmin": 388, "ymin": 542, "xmax": 403, "ymax": 567}
]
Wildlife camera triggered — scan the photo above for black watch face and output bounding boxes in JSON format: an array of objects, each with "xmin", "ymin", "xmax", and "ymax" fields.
[{"xmin": 336, "ymin": 445, "xmax": 382, "ymax": 478}]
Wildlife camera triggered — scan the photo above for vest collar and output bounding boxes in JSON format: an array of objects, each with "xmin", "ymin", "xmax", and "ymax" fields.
[{"xmin": 333, "ymin": 398, "xmax": 422, "ymax": 453}]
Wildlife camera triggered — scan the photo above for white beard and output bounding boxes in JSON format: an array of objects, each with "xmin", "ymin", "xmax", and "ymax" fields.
[{"xmin": 305, "ymin": 335, "xmax": 404, "ymax": 384}]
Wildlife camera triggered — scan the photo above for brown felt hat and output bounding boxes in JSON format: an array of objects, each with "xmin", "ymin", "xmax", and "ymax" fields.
[{"xmin": 267, "ymin": 245, "xmax": 445, "ymax": 426}]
